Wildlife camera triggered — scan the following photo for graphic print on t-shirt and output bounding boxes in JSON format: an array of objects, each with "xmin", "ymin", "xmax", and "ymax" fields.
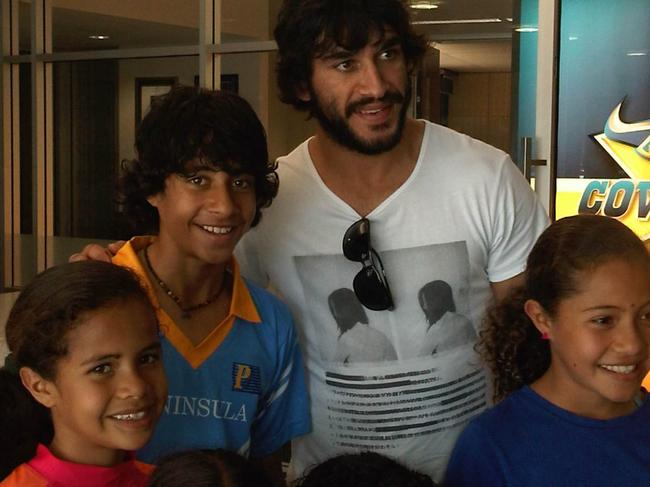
[
  {"xmin": 295, "ymin": 242, "xmax": 487, "ymax": 473},
  {"xmin": 295, "ymin": 241, "xmax": 477, "ymax": 362}
]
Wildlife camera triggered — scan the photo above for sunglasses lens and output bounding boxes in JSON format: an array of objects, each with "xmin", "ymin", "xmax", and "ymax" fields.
[
  {"xmin": 343, "ymin": 219, "xmax": 370, "ymax": 261},
  {"xmin": 353, "ymin": 269, "xmax": 393, "ymax": 311},
  {"xmin": 343, "ymin": 219, "xmax": 394, "ymax": 311}
]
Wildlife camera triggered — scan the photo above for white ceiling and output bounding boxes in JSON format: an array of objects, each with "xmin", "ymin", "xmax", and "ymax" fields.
[
  {"xmin": 409, "ymin": 0, "xmax": 515, "ymax": 72},
  {"xmin": 435, "ymin": 40, "xmax": 512, "ymax": 72}
]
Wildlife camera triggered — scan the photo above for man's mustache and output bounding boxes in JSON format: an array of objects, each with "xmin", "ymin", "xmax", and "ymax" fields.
[{"xmin": 345, "ymin": 90, "xmax": 405, "ymax": 118}]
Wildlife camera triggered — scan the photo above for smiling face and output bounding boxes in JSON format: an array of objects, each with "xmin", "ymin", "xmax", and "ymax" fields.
[
  {"xmin": 304, "ymin": 29, "xmax": 411, "ymax": 155},
  {"xmin": 529, "ymin": 258, "xmax": 650, "ymax": 419},
  {"xmin": 44, "ymin": 297, "xmax": 167, "ymax": 466},
  {"xmin": 147, "ymin": 159, "xmax": 257, "ymax": 267}
]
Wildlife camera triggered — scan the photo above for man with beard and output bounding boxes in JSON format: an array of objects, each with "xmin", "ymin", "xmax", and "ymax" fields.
[
  {"xmin": 235, "ymin": 0, "xmax": 549, "ymax": 482},
  {"xmin": 72, "ymin": 0, "xmax": 549, "ymax": 482}
]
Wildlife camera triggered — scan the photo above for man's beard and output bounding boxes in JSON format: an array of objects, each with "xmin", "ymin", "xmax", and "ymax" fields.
[{"xmin": 309, "ymin": 79, "xmax": 412, "ymax": 156}]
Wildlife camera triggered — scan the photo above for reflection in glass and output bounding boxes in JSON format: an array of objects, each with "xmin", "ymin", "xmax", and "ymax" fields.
[
  {"xmin": 222, "ymin": 0, "xmax": 279, "ymax": 42},
  {"xmin": 19, "ymin": 64, "xmax": 32, "ymax": 235},
  {"xmin": 17, "ymin": 64, "xmax": 35, "ymax": 286},
  {"xmin": 19, "ymin": 0, "xmax": 31, "ymax": 54},
  {"xmin": 218, "ymin": 52, "xmax": 317, "ymax": 163},
  {"xmin": 50, "ymin": 57, "xmax": 198, "ymax": 266},
  {"xmin": 51, "ymin": 0, "xmax": 199, "ymax": 52}
]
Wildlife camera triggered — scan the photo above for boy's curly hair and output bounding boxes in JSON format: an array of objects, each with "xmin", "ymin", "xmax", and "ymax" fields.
[{"xmin": 119, "ymin": 86, "xmax": 278, "ymax": 233}]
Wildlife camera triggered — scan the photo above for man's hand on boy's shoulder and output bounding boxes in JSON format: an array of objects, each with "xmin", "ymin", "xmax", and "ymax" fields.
[{"xmin": 69, "ymin": 241, "xmax": 126, "ymax": 263}]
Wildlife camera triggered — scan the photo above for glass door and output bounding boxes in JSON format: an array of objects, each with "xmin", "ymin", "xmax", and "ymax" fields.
[
  {"xmin": 411, "ymin": 0, "xmax": 558, "ymax": 215},
  {"xmin": 512, "ymin": 0, "xmax": 557, "ymax": 216},
  {"xmin": 554, "ymin": 0, "xmax": 649, "ymax": 236}
]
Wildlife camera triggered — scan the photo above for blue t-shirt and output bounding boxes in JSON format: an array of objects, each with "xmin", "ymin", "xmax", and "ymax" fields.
[
  {"xmin": 445, "ymin": 386, "xmax": 650, "ymax": 487},
  {"xmin": 114, "ymin": 240, "xmax": 311, "ymax": 463}
]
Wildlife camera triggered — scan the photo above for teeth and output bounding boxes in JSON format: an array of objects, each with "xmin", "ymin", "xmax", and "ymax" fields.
[
  {"xmin": 600, "ymin": 364, "xmax": 636, "ymax": 374},
  {"xmin": 201, "ymin": 225, "xmax": 232, "ymax": 235},
  {"xmin": 112, "ymin": 411, "xmax": 146, "ymax": 421},
  {"xmin": 361, "ymin": 108, "xmax": 382, "ymax": 115}
]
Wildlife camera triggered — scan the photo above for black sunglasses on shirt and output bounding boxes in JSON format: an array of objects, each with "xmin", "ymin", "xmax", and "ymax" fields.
[{"xmin": 342, "ymin": 218, "xmax": 394, "ymax": 311}]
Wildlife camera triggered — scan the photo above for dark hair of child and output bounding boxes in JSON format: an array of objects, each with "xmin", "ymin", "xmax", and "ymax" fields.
[
  {"xmin": 0, "ymin": 261, "xmax": 154, "ymax": 480},
  {"xmin": 119, "ymin": 85, "xmax": 279, "ymax": 233},
  {"xmin": 479, "ymin": 214, "xmax": 650, "ymax": 402},
  {"xmin": 294, "ymin": 451, "xmax": 437, "ymax": 487},
  {"xmin": 148, "ymin": 448, "xmax": 273, "ymax": 487},
  {"xmin": 274, "ymin": 0, "xmax": 428, "ymax": 114}
]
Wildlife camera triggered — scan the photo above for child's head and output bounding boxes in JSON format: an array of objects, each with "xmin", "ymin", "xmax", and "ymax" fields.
[
  {"xmin": 1, "ymin": 261, "xmax": 167, "ymax": 470},
  {"xmin": 294, "ymin": 451, "xmax": 437, "ymax": 487},
  {"xmin": 148, "ymin": 448, "xmax": 273, "ymax": 487},
  {"xmin": 119, "ymin": 85, "xmax": 278, "ymax": 234},
  {"xmin": 481, "ymin": 215, "xmax": 650, "ymax": 412}
]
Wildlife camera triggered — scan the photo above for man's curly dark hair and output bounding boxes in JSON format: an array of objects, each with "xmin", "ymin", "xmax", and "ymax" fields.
[
  {"xmin": 274, "ymin": 0, "xmax": 427, "ymax": 115},
  {"xmin": 294, "ymin": 451, "xmax": 438, "ymax": 487},
  {"xmin": 119, "ymin": 85, "xmax": 278, "ymax": 233},
  {"xmin": 478, "ymin": 214, "xmax": 650, "ymax": 403}
]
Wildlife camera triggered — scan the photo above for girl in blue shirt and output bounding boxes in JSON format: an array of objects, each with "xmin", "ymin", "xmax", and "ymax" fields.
[{"xmin": 445, "ymin": 214, "xmax": 650, "ymax": 487}]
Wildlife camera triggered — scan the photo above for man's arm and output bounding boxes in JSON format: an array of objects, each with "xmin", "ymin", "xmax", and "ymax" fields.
[
  {"xmin": 490, "ymin": 272, "xmax": 525, "ymax": 303},
  {"xmin": 68, "ymin": 241, "xmax": 126, "ymax": 263}
]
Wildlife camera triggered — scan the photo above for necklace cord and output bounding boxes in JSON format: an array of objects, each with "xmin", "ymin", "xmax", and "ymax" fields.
[{"xmin": 143, "ymin": 246, "xmax": 224, "ymax": 318}]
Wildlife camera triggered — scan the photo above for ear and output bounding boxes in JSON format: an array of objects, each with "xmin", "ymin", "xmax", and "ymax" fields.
[
  {"xmin": 296, "ymin": 83, "xmax": 311, "ymax": 103},
  {"xmin": 19, "ymin": 367, "xmax": 58, "ymax": 409},
  {"xmin": 523, "ymin": 299, "xmax": 553, "ymax": 339},
  {"xmin": 406, "ymin": 59, "xmax": 417, "ymax": 75},
  {"xmin": 146, "ymin": 192, "xmax": 162, "ymax": 209}
]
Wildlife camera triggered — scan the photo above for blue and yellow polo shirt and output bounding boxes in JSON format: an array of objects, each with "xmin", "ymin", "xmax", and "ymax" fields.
[{"xmin": 113, "ymin": 238, "xmax": 310, "ymax": 462}]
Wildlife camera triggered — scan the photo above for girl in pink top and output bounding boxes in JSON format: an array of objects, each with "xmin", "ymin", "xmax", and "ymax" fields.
[{"xmin": 0, "ymin": 261, "xmax": 167, "ymax": 486}]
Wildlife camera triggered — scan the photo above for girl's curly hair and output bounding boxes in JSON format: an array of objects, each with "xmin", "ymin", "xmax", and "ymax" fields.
[{"xmin": 478, "ymin": 214, "xmax": 650, "ymax": 403}]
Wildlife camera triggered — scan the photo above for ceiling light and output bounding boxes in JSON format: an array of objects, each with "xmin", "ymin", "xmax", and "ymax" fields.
[
  {"xmin": 515, "ymin": 26, "xmax": 538, "ymax": 32},
  {"xmin": 413, "ymin": 18, "xmax": 502, "ymax": 25},
  {"xmin": 568, "ymin": 36, "xmax": 579, "ymax": 40},
  {"xmin": 88, "ymin": 34, "xmax": 110, "ymax": 40},
  {"xmin": 627, "ymin": 51, "xmax": 647, "ymax": 56},
  {"xmin": 410, "ymin": 2, "xmax": 439, "ymax": 9}
]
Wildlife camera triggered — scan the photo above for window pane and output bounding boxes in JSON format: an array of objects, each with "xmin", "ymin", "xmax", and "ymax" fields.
[
  {"xmin": 19, "ymin": 64, "xmax": 32, "ymax": 236},
  {"xmin": 15, "ymin": 64, "xmax": 35, "ymax": 287},
  {"xmin": 217, "ymin": 52, "xmax": 316, "ymax": 163},
  {"xmin": 19, "ymin": 0, "xmax": 31, "ymax": 54},
  {"xmin": 221, "ymin": 0, "xmax": 280, "ymax": 42},
  {"xmin": 51, "ymin": 0, "xmax": 199, "ymax": 52},
  {"xmin": 49, "ymin": 56, "xmax": 199, "ymax": 266},
  {"xmin": 554, "ymin": 0, "xmax": 650, "ymax": 234}
]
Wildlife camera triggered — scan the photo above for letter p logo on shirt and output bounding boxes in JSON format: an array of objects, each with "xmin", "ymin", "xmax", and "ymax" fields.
[{"xmin": 232, "ymin": 363, "xmax": 261, "ymax": 394}]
